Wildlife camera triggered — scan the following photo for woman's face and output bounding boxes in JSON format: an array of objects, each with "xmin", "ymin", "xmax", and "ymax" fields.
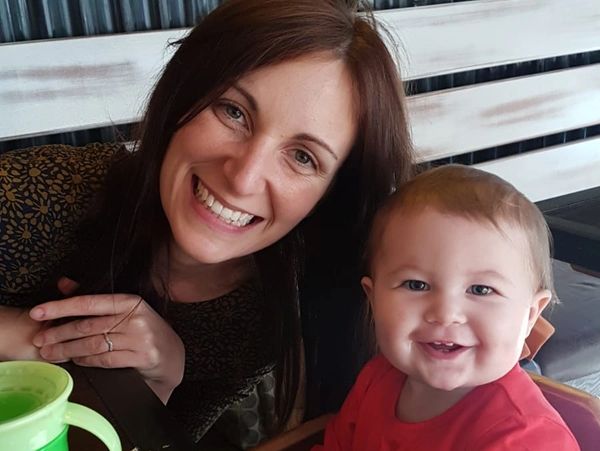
[{"xmin": 160, "ymin": 54, "xmax": 357, "ymax": 265}]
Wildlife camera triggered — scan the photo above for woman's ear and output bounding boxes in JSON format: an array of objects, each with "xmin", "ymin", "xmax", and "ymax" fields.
[{"xmin": 527, "ymin": 289, "xmax": 552, "ymax": 334}]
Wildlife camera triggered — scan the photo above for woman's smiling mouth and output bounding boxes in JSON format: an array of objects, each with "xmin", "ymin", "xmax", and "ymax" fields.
[{"xmin": 193, "ymin": 176, "xmax": 259, "ymax": 227}]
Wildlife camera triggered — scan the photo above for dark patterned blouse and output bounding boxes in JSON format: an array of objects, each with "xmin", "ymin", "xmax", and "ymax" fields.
[
  {"xmin": 0, "ymin": 143, "xmax": 119, "ymax": 305},
  {"xmin": 167, "ymin": 283, "xmax": 276, "ymax": 447},
  {"xmin": 0, "ymin": 144, "xmax": 278, "ymax": 449}
]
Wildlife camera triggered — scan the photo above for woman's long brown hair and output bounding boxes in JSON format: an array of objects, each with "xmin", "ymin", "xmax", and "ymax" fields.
[{"xmin": 68, "ymin": 0, "xmax": 414, "ymax": 432}]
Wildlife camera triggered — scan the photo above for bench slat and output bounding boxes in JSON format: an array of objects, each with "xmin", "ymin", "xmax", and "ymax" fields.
[
  {"xmin": 381, "ymin": 0, "xmax": 600, "ymax": 80},
  {"xmin": 0, "ymin": 29, "xmax": 185, "ymax": 141},
  {"xmin": 474, "ymin": 137, "xmax": 600, "ymax": 202},
  {"xmin": 2, "ymin": 0, "xmax": 599, "ymax": 141},
  {"xmin": 409, "ymin": 64, "xmax": 600, "ymax": 161}
]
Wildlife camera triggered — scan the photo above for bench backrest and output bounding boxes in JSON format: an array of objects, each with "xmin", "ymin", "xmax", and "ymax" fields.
[{"xmin": 1, "ymin": 0, "xmax": 599, "ymax": 201}]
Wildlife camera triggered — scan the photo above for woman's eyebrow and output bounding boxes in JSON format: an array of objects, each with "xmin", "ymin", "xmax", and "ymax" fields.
[
  {"xmin": 295, "ymin": 133, "xmax": 338, "ymax": 161},
  {"xmin": 231, "ymin": 84, "xmax": 258, "ymax": 112},
  {"xmin": 232, "ymin": 84, "xmax": 338, "ymax": 161}
]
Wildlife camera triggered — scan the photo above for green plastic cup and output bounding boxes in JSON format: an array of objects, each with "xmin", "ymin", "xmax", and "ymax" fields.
[{"xmin": 0, "ymin": 361, "xmax": 121, "ymax": 451}]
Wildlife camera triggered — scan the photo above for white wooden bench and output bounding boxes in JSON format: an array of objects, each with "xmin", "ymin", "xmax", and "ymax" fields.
[
  {"xmin": 1, "ymin": 0, "xmax": 600, "ymax": 449},
  {"xmin": 2, "ymin": 0, "xmax": 599, "ymax": 200}
]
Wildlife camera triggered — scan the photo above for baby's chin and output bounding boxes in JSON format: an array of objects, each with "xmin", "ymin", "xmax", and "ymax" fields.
[{"xmin": 420, "ymin": 376, "xmax": 473, "ymax": 393}]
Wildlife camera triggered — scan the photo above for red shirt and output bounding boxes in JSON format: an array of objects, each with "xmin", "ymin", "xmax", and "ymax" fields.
[{"xmin": 313, "ymin": 355, "xmax": 579, "ymax": 450}]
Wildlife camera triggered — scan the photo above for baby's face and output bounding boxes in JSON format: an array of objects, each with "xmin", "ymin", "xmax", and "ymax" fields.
[{"xmin": 362, "ymin": 207, "xmax": 550, "ymax": 393}]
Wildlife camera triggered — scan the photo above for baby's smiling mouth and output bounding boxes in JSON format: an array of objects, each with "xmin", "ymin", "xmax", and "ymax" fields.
[
  {"xmin": 428, "ymin": 341, "xmax": 464, "ymax": 353},
  {"xmin": 193, "ymin": 176, "xmax": 261, "ymax": 227}
]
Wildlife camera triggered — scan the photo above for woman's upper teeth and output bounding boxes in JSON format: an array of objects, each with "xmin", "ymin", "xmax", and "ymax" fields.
[{"xmin": 195, "ymin": 180, "xmax": 254, "ymax": 227}]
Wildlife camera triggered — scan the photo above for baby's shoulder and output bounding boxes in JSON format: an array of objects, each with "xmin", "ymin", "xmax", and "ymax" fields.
[
  {"xmin": 465, "ymin": 368, "xmax": 579, "ymax": 450},
  {"xmin": 354, "ymin": 355, "xmax": 403, "ymax": 393}
]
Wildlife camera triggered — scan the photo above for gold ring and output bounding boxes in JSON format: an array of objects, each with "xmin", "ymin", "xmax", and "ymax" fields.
[{"xmin": 103, "ymin": 332, "xmax": 114, "ymax": 352}]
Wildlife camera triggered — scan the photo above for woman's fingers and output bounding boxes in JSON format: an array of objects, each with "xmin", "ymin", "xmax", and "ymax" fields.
[
  {"xmin": 39, "ymin": 330, "xmax": 160, "ymax": 370},
  {"xmin": 73, "ymin": 350, "xmax": 139, "ymax": 369},
  {"xmin": 39, "ymin": 333, "xmax": 112, "ymax": 360},
  {"xmin": 30, "ymin": 294, "xmax": 139, "ymax": 321},
  {"xmin": 39, "ymin": 332, "xmax": 141, "ymax": 362},
  {"xmin": 33, "ymin": 315, "xmax": 116, "ymax": 346}
]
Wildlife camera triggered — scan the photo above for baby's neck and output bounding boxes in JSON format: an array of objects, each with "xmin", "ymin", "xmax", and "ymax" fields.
[{"xmin": 396, "ymin": 377, "xmax": 474, "ymax": 423}]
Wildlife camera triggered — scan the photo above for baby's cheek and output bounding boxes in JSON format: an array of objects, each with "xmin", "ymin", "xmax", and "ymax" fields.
[{"xmin": 486, "ymin": 332, "xmax": 524, "ymax": 364}]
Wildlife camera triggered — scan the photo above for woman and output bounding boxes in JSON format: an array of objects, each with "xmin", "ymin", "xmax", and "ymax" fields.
[{"xmin": 0, "ymin": 0, "xmax": 413, "ymax": 447}]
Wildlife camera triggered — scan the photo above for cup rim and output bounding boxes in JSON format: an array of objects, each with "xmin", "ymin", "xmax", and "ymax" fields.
[{"xmin": 0, "ymin": 361, "xmax": 72, "ymax": 428}]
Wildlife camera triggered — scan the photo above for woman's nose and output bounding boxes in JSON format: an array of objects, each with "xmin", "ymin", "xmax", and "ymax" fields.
[
  {"xmin": 423, "ymin": 292, "xmax": 466, "ymax": 326},
  {"xmin": 224, "ymin": 139, "xmax": 272, "ymax": 195}
]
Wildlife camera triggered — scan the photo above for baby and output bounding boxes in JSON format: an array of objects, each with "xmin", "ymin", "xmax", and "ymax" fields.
[{"xmin": 314, "ymin": 165, "xmax": 579, "ymax": 450}]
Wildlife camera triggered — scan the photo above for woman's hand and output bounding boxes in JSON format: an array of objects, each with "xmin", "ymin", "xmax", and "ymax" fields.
[
  {"xmin": 0, "ymin": 305, "xmax": 48, "ymax": 361},
  {"xmin": 0, "ymin": 277, "xmax": 78, "ymax": 361},
  {"xmin": 30, "ymin": 293, "xmax": 185, "ymax": 404}
]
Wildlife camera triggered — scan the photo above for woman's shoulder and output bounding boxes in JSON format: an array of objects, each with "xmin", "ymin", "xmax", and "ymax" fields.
[
  {"xmin": 0, "ymin": 142, "xmax": 126, "ymax": 305},
  {"xmin": 0, "ymin": 142, "xmax": 126, "ymax": 194},
  {"xmin": 0, "ymin": 142, "xmax": 127, "ymax": 210},
  {"xmin": 1, "ymin": 142, "xmax": 125, "ymax": 169}
]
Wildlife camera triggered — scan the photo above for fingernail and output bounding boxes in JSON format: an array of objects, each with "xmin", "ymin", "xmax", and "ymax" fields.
[
  {"xmin": 50, "ymin": 359, "xmax": 70, "ymax": 364},
  {"xmin": 30, "ymin": 307, "xmax": 45, "ymax": 320},
  {"xmin": 33, "ymin": 335, "xmax": 43, "ymax": 347}
]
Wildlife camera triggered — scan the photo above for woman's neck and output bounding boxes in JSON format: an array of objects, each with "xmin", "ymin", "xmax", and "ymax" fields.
[
  {"xmin": 396, "ymin": 376, "xmax": 473, "ymax": 423},
  {"xmin": 154, "ymin": 243, "xmax": 256, "ymax": 303}
]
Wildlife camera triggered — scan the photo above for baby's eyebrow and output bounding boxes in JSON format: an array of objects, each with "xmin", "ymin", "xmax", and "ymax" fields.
[
  {"xmin": 469, "ymin": 270, "xmax": 513, "ymax": 284},
  {"xmin": 383, "ymin": 264, "xmax": 424, "ymax": 278}
]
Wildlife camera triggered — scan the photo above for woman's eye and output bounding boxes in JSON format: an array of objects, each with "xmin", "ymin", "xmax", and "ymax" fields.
[
  {"xmin": 468, "ymin": 285, "xmax": 494, "ymax": 296},
  {"xmin": 293, "ymin": 149, "xmax": 317, "ymax": 169},
  {"xmin": 216, "ymin": 102, "xmax": 248, "ymax": 128},
  {"xmin": 401, "ymin": 280, "xmax": 429, "ymax": 291},
  {"xmin": 224, "ymin": 104, "xmax": 244, "ymax": 121}
]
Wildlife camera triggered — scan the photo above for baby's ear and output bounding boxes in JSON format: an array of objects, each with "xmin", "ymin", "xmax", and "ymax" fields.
[
  {"xmin": 361, "ymin": 276, "xmax": 374, "ymax": 304},
  {"xmin": 527, "ymin": 289, "xmax": 552, "ymax": 333}
]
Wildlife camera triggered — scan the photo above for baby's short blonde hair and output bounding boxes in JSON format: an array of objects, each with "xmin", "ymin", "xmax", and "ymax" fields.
[{"xmin": 365, "ymin": 164, "xmax": 555, "ymax": 299}]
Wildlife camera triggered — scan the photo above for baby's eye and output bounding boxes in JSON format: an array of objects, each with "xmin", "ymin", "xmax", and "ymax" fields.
[
  {"xmin": 468, "ymin": 285, "xmax": 495, "ymax": 296},
  {"xmin": 401, "ymin": 280, "xmax": 430, "ymax": 291},
  {"xmin": 293, "ymin": 149, "xmax": 316, "ymax": 169}
]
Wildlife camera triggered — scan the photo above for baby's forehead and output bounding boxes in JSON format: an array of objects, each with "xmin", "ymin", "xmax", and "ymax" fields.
[
  {"xmin": 382, "ymin": 205, "xmax": 478, "ymax": 228},
  {"xmin": 375, "ymin": 206, "xmax": 532, "ymax": 257},
  {"xmin": 385, "ymin": 205, "xmax": 521, "ymax": 235},
  {"xmin": 374, "ymin": 206, "xmax": 536, "ymax": 269}
]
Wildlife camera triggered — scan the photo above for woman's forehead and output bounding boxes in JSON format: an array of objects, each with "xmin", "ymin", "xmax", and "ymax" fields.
[{"xmin": 231, "ymin": 54, "xmax": 358, "ymax": 157}]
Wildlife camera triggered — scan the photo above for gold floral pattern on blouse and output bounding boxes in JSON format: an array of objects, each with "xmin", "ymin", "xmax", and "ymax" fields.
[{"xmin": 0, "ymin": 143, "xmax": 123, "ymax": 304}]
